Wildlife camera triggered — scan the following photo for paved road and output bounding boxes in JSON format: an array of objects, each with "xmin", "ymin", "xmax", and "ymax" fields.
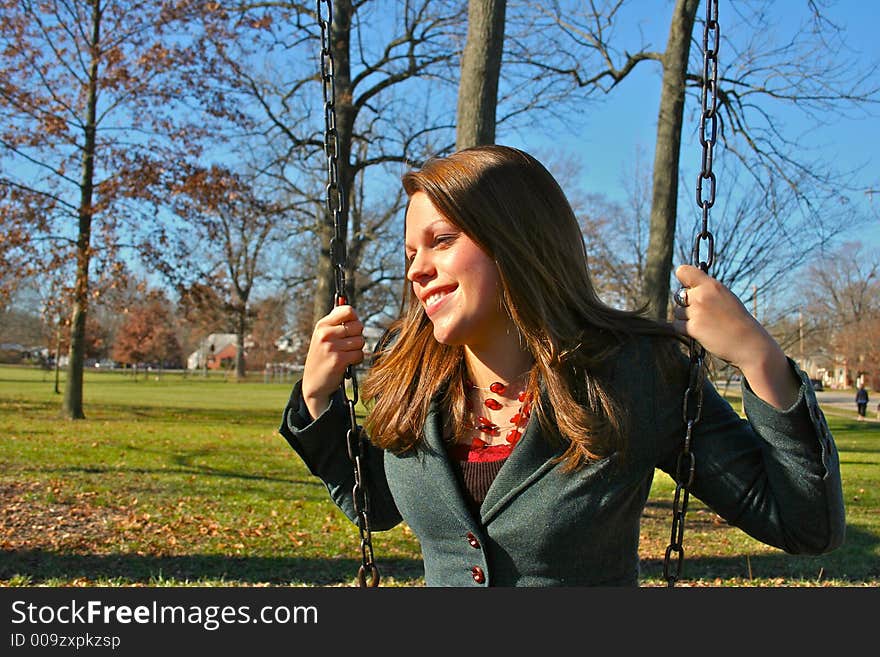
[{"xmin": 816, "ymin": 390, "xmax": 859, "ymax": 405}]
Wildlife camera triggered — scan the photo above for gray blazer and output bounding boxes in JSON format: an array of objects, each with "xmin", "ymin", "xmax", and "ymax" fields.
[{"xmin": 279, "ymin": 338, "xmax": 845, "ymax": 586}]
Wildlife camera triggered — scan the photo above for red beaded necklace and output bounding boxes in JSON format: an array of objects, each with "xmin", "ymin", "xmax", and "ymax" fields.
[{"xmin": 464, "ymin": 377, "xmax": 532, "ymax": 449}]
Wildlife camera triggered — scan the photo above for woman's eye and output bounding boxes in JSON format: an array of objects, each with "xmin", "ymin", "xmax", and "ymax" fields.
[
  {"xmin": 404, "ymin": 233, "xmax": 457, "ymax": 263},
  {"xmin": 435, "ymin": 233, "xmax": 457, "ymax": 246}
]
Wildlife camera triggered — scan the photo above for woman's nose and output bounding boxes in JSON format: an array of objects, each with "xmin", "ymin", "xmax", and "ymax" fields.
[{"xmin": 406, "ymin": 249, "xmax": 434, "ymax": 283}]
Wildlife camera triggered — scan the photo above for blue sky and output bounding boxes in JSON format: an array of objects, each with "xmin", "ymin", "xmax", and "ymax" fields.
[{"xmin": 500, "ymin": 0, "xmax": 880, "ymax": 254}]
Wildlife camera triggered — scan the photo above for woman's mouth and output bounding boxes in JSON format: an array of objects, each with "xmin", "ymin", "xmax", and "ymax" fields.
[{"xmin": 424, "ymin": 287, "xmax": 456, "ymax": 317}]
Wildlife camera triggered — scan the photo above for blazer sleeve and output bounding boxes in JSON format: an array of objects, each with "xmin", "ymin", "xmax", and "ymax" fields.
[
  {"xmin": 278, "ymin": 379, "xmax": 402, "ymax": 531},
  {"xmin": 654, "ymin": 356, "xmax": 846, "ymax": 555}
]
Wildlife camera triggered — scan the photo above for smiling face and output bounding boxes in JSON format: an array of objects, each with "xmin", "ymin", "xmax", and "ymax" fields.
[{"xmin": 405, "ymin": 192, "xmax": 507, "ymax": 349}]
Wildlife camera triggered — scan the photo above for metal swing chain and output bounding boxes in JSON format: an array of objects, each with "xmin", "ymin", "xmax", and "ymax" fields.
[
  {"xmin": 317, "ymin": 0, "xmax": 379, "ymax": 588},
  {"xmin": 663, "ymin": 0, "xmax": 719, "ymax": 588}
]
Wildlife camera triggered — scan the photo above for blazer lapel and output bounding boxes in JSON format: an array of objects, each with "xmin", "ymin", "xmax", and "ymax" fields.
[
  {"xmin": 420, "ymin": 399, "xmax": 478, "ymax": 528},
  {"xmin": 480, "ymin": 412, "xmax": 565, "ymax": 524}
]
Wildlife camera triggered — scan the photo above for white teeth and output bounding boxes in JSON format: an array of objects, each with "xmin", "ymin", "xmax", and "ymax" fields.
[{"xmin": 426, "ymin": 291, "xmax": 448, "ymax": 306}]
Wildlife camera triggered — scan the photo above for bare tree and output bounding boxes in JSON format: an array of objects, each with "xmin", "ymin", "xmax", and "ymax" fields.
[
  {"xmin": 191, "ymin": 1, "xmax": 465, "ymax": 331},
  {"xmin": 526, "ymin": 0, "xmax": 879, "ymax": 319},
  {"xmin": 675, "ymin": 167, "xmax": 852, "ymax": 316},
  {"xmin": 192, "ymin": 1, "xmax": 633, "ymax": 337},
  {"xmin": 582, "ymin": 147, "xmax": 654, "ymax": 311},
  {"xmin": 643, "ymin": 0, "xmax": 700, "ymax": 319}
]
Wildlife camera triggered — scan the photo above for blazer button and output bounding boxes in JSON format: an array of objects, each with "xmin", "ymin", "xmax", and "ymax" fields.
[
  {"xmin": 471, "ymin": 566, "xmax": 485, "ymax": 584},
  {"xmin": 466, "ymin": 532, "xmax": 481, "ymax": 549}
]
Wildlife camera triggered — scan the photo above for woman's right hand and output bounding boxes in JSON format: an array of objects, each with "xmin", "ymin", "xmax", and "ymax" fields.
[{"xmin": 300, "ymin": 305, "xmax": 366, "ymax": 420}]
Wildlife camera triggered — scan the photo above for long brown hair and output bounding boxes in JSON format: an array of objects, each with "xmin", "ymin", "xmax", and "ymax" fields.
[{"xmin": 362, "ymin": 145, "xmax": 681, "ymax": 470}]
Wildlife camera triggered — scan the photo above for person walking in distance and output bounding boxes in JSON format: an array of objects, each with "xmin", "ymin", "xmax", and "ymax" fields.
[{"xmin": 855, "ymin": 383, "xmax": 869, "ymax": 421}]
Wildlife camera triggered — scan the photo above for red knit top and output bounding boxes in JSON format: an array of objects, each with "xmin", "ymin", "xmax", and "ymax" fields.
[{"xmin": 447, "ymin": 441, "xmax": 515, "ymax": 516}]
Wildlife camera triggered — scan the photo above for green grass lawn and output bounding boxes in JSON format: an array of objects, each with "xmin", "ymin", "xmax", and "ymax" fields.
[{"xmin": 1, "ymin": 365, "xmax": 877, "ymax": 587}]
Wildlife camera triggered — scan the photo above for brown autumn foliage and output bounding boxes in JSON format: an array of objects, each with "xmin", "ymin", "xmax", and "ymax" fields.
[{"xmin": 111, "ymin": 292, "xmax": 183, "ymax": 368}]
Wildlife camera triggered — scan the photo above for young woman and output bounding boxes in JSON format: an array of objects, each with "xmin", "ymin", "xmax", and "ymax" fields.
[{"xmin": 279, "ymin": 145, "xmax": 845, "ymax": 586}]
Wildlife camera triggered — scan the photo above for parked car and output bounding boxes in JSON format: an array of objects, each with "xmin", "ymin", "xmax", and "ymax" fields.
[{"xmin": 809, "ymin": 378, "xmax": 824, "ymax": 392}]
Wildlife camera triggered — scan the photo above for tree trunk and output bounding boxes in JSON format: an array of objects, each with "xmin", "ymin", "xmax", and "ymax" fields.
[
  {"xmin": 642, "ymin": 0, "xmax": 699, "ymax": 321},
  {"xmin": 63, "ymin": 2, "xmax": 102, "ymax": 419},
  {"xmin": 235, "ymin": 308, "xmax": 246, "ymax": 380},
  {"xmin": 53, "ymin": 319, "xmax": 61, "ymax": 395},
  {"xmin": 456, "ymin": 0, "xmax": 507, "ymax": 150},
  {"xmin": 312, "ymin": 207, "xmax": 336, "ymax": 328},
  {"xmin": 314, "ymin": 0, "xmax": 355, "ymax": 326}
]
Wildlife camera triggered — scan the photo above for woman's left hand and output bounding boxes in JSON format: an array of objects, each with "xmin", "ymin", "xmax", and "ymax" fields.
[
  {"xmin": 671, "ymin": 264, "xmax": 799, "ymax": 409},
  {"xmin": 671, "ymin": 264, "xmax": 775, "ymax": 370}
]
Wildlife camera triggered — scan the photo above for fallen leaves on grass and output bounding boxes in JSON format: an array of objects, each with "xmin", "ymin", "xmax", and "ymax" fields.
[
  {"xmin": 0, "ymin": 481, "xmax": 125, "ymax": 554},
  {"xmin": 1, "ymin": 479, "xmax": 299, "ymax": 562}
]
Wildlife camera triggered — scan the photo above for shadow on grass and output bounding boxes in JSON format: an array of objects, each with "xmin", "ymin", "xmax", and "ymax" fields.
[
  {"xmin": 0, "ymin": 550, "xmax": 425, "ymax": 587},
  {"xmin": 5, "ymin": 519, "xmax": 876, "ymax": 587},
  {"xmin": 639, "ymin": 502, "xmax": 880, "ymax": 583},
  {"xmin": 638, "ymin": 543, "xmax": 879, "ymax": 584},
  {"xmin": 30, "ymin": 464, "xmax": 323, "ymax": 489}
]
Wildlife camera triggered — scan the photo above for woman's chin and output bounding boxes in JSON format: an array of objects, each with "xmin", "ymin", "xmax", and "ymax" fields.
[
  {"xmin": 431, "ymin": 329, "xmax": 454, "ymax": 345},
  {"xmin": 430, "ymin": 322, "xmax": 462, "ymax": 346}
]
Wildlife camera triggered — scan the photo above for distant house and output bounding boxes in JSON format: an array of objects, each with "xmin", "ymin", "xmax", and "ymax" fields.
[
  {"xmin": 795, "ymin": 353, "xmax": 877, "ymax": 391},
  {"xmin": 186, "ymin": 333, "xmax": 238, "ymax": 370}
]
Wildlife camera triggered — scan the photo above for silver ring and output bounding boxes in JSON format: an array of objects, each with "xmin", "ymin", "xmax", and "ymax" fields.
[
  {"xmin": 673, "ymin": 287, "xmax": 689, "ymax": 308},
  {"xmin": 341, "ymin": 322, "xmax": 349, "ymax": 337}
]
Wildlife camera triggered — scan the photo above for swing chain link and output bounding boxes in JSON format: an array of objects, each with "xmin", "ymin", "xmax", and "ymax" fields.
[
  {"xmin": 694, "ymin": 0, "xmax": 719, "ymax": 271},
  {"xmin": 318, "ymin": 0, "xmax": 379, "ymax": 588},
  {"xmin": 663, "ymin": 0, "xmax": 719, "ymax": 588},
  {"xmin": 317, "ymin": 0, "xmax": 346, "ymax": 298}
]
